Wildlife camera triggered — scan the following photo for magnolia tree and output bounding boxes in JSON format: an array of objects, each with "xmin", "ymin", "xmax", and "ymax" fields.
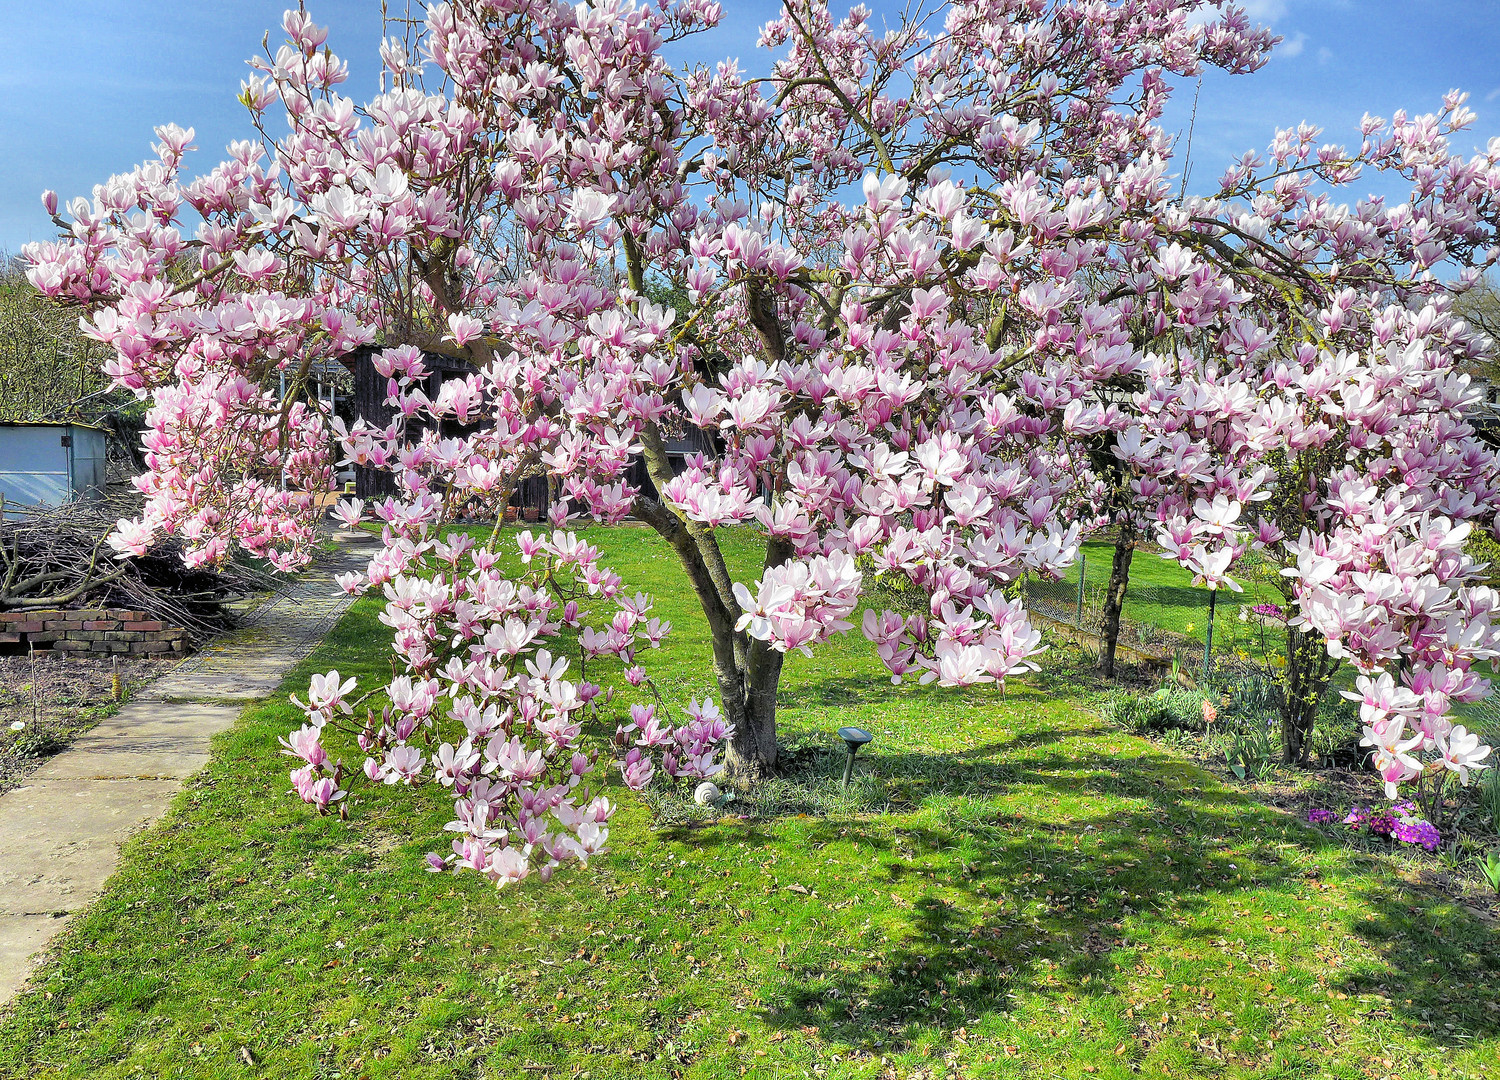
[
  {"xmin": 1101, "ymin": 108, "xmax": 1500, "ymax": 771},
  {"xmin": 25, "ymin": 0, "xmax": 1500, "ymax": 884}
]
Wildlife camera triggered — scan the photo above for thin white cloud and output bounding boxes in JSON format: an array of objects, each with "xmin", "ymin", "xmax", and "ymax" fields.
[
  {"xmin": 1241, "ymin": 0, "xmax": 1290, "ymax": 20},
  {"xmin": 1280, "ymin": 32, "xmax": 1307, "ymax": 58},
  {"xmin": 1317, "ymin": 46, "xmax": 1333, "ymax": 64},
  {"xmin": 1486, "ymin": 87, "xmax": 1500, "ymax": 103},
  {"xmin": 1188, "ymin": 0, "xmax": 1287, "ymax": 29}
]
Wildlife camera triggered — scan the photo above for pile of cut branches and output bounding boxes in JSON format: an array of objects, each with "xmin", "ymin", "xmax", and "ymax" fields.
[{"xmin": 0, "ymin": 498, "xmax": 284, "ymax": 640}]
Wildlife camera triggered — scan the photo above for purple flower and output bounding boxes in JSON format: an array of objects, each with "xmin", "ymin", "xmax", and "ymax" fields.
[
  {"xmin": 1390, "ymin": 804, "xmax": 1441, "ymax": 852},
  {"xmin": 1250, "ymin": 603, "xmax": 1285, "ymax": 620},
  {"xmin": 1392, "ymin": 818, "xmax": 1441, "ymax": 852},
  {"xmin": 1345, "ymin": 804, "xmax": 1398, "ymax": 836},
  {"xmin": 1307, "ymin": 808, "xmax": 1336, "ymax": 825}
]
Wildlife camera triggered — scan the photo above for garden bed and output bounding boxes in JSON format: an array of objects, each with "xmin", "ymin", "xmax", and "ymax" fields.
[
  {"xmin": 0, "ymin": 652, "xmax": 172, "ymax": 795},
  {"xmin": 1085, "ymin": 647, "xmax": 1500, "ymax": 919}
]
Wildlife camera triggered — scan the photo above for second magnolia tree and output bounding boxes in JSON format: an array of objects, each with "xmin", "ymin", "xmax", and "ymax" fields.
[{"xmin": 24, "ymin": 1, "xmax": 1500, "ymax": 885}]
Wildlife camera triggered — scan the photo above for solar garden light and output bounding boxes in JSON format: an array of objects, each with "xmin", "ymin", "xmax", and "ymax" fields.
[{"xmin": 838, "ymin": 726, "xmax": 873, "ymax": 788}]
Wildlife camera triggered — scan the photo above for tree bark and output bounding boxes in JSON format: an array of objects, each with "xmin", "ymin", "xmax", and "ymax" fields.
[
  {"xmin": 631, "ymin": 422, "xmax": 792, "ymax": 783},
  {"xmin": 626, "ymin": 275, "xmax": 796, "ymax": 783},
  {"xmin": 1096, "ymin": 523, "xmax": 1135, "ymax": 679},
  {"xmin": 721, "ymin": 649, "xmax": 782, "ymax": 782},
  {"xmin": 722, "ymin": 538, "xmax": 792, "ymax": 781},
  {"xmin": 1280, "ymin": 626, "xmax": 1336, "ymax": 765}
]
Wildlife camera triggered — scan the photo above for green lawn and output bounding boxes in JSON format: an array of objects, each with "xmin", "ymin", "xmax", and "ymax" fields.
[
  {"xmin": 1077, "ymin": 540, "xmax": 1284, "ymax": 634},
  {"xmin": 0, "ymin": 526, "xmax": 1496, "ymax": 1079}
]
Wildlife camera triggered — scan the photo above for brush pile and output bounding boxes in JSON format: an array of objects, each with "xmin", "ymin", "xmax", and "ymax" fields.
[{"xmin": 0, "ymin": 498, "xmax": 284, "ymax": 641}]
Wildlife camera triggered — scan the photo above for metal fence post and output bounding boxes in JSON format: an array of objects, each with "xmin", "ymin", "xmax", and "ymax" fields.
[
  {"xmin": 1076, "ymin": 551, "xmax": 1086, "ymax": 628},
  {"xmin": 1203, "ymin": 588, "xmax": 1217, "ymax": 678}
]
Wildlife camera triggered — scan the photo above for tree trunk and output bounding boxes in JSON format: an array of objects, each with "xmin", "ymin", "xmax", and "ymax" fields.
[
  {"xmin": 721, "ymin": 540, "xmax": 792, "ymax": 782},
  {"xmin": 1280, "ymin": 626, "xmax": 1334, "ymax": 765},
  {"xmin": 1097, "ymin": 524, "xmax": 1135, "ymax": 679},
  {"xmin": 632, "ymin": 423, "xmax": 791, "ymax": 784},
  {"xmin": 636, "ymin": 276, "xmax": 794, "ymax": 784},
  {"xmin": 721, "ymin": 658, "xmax": 781, "ymax": 782}
]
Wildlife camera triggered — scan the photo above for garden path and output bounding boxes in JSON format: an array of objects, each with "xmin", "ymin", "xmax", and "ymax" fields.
[{"xmin": 0, "ymin": 533, "xmax": 371, "ymax": 1004}]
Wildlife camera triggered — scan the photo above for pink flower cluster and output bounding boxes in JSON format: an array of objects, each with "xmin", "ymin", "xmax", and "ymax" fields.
[
  {"xmin": 615, "ymin": 697, "xmax": 734, "ymax": 788},
  {"xmin": 1344, "ymin": 672, "xmax": 1492, "ymax": 798},
  {"xmin": 24, "ymin": 0, "xmax": 1500, "ymax": 821},
  {"xmin": 282, "ymin": 524, "xmax": 732, "ymax": 889}
]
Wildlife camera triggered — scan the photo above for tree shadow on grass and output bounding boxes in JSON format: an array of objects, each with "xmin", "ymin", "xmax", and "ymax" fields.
[
  {"xmin": 1341, "ymin": 885, "xmax": 1500, "ymax": 1044},
  {"xmin": 1125, "ymin": 583, "xmax": 1222, "ymax": 613},
  {"xmin": 669, "ymin": 737, "xmax": 1500, "ymax": 1062},
  {"xmin": 649, "ymin": 726, "xmax": 1109, "ymax": 822},
  {"xmin": 778, "ymin": 675, "xmax": 910, "ymax": 709}
]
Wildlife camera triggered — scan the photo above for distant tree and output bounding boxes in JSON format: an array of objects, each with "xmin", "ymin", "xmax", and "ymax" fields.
[
  {"xmin": 1455, "ymin": 273, "xmax": 1500, "ymax": 385},
  {"xmin": 0, "ymin": 255, "xmax": 116, "ymax": 421}
]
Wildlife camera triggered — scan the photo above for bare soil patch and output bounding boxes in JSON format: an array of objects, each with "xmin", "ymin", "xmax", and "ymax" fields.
[{"xmin": 0, "ymin": 652, "xmax": 173, "ymax": 794}]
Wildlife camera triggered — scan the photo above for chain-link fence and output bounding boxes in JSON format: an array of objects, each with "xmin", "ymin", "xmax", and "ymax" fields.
[
  {"xmin": 1455, "ymin": 696, "xmax": 1500, "ymax": 746},
  {"xmin": 1024, "ymin": 549, "xmax": 1500, "ymax": 732}
]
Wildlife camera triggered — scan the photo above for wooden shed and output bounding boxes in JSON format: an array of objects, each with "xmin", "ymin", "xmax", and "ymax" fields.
[{"xmin": 337, "ymin": 345, "xmax": 478, "ymax": 499}]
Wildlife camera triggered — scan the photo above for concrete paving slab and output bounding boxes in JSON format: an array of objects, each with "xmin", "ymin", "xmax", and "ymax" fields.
[
  {"xmin": 140, "ymin": 672, "xmax": 288, "ymax": 701},
  {"xmin": 29, "ymin": 750, "xmax": 211, "ymax": 781},
  {"xmin": 0, "ymin": 914, "xmax": 69, "ymax": 1002},
  {"xmin": 0, "ymin": 779, "xmax": 180, "ymax": 913},
  {"xmin": 81, "ymin": 702, "xmax": 240, "ymax": 741}
]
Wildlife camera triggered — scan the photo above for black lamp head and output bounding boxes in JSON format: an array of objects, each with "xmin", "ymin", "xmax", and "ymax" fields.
[{"xmin": 838, "ymin": 726, "xmax": 874, "ymax": 753}]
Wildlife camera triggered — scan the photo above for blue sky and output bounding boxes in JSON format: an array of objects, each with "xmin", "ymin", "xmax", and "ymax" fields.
[{"xmin": 2, "ymin": 1, "xmax": 1497, "ymax": 253}]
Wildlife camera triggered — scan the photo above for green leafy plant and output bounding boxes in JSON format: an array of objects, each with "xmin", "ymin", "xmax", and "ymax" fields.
[
  {"xmin": 1105, "ymin": 688, "xmax": 1210, "ymax": 735},
  {"xmin": 1477, "ymin": 743, "xmax": 1500, "ymax": 835},
  {"xmin": 1219, "ymin": 722, "xmax": 1277, "ymax": 782},
  {"xmin": 1159, "ymin": 728, "xmax": 1191, "ymax": 753},
  {"xmin": 1480, "ymin": 850, "xmax": 1500, "ymax": 895}
]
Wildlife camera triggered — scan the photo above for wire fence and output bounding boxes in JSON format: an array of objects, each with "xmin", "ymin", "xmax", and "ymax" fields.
[
  {"xmin": 1455, "ymin": 695, "xmax": 1500, "ymax": 746},
  {"xmin": 1021, "ymin": 551, "xmax": 1500, "ymax": 749},
  {"xmin": 1017, "ymin": 548, "xmax": 1288, "ymax": 674}
]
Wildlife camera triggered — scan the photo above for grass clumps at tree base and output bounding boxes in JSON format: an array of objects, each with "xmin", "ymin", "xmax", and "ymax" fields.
[{"xmin": 0, "ymin": 526, "xmax": 1497, "ymax": 1080}]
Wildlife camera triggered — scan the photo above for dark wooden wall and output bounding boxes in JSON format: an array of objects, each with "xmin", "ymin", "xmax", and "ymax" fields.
[
  {"xmin": 341, "ymin": 346, "xmax": 478, "ymax": 500},
  {"xmin": 339, "ymin": 349, "xmax": 722, "ymax": 512}
]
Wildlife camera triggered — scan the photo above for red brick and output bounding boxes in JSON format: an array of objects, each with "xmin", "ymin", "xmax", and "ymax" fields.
[
  {"xmin": 0, "ymin": 633, "xmax": 19, "ymax": 643},
  {"xmin": 13, "ymin": 622, "xmax": 45, "ymax": 633},
  {"xmin": 83, "ymin": 620, "xmax": 119, "ymax": 631},
  {"xmin": 134, "ymin": 620, "xmax": 166, "ymax": 633}
]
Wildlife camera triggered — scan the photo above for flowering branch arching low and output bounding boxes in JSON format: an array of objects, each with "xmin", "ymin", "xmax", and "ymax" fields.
[{"xmin": 282, "ymin": 525, "xmax": 732, "ymax": 887}]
